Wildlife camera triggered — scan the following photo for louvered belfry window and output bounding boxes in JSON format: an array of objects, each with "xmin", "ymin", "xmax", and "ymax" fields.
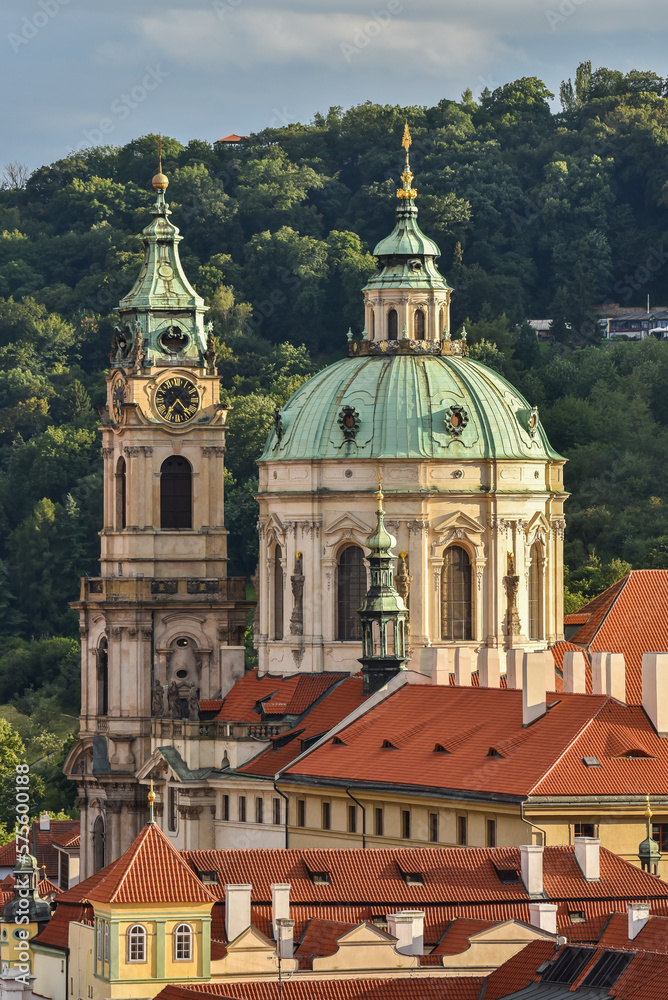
[
  {"xmin": 160, "ymin": 456, "xmax": 192, "ymax": 529},
  {"xmin": 441, "ymin": 545, "xmax": 472, "ymax": 640}
]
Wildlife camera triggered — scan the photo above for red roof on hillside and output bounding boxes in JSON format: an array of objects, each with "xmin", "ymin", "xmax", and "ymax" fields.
[
  {"xmin": 280, "ymin": 684, "xmax": 612, "ymax": 798},
  {"xmin": 567, "ymin": 570, "xmax": 668, "ymax": 704},
  {"xmin": 217, "ymin": 134, "xmax": 247, "ymax": 143},
  {"xmin": 214, "ymin": 670, "xmax": 347, "ymax": 724}
]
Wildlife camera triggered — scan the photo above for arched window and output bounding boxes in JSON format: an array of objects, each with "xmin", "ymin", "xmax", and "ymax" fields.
[
  {"xmin": 127, "ymin": 924, "xmax": 147, "ymax": 963},
  {"xmin": 104, "ymin": 921, "xmax": 110, "ymax": 963},
  {"xmin": 160, "ymin": 456, "xmax": 192, "ymax": 529},
  {"xmin": 414, "ymin": 309, "xmax": 425, "ymax": 340},
  {"xmin": 93, "ymin": 815, "xmax": 105, "ymax": 873},
  {"xmin": 369, "ymin": 310, "xmax": 375, "ymax": 340},
  {"xmin": 174, "ymin": 923, "xmax": 193, "ymax": 961},
  {"xmin": 439, "ymin": 306, "xmax": 445, "ymax": 337},
  {"xmin": 441, "ymin": 545, "xmax": 472, "ymax": 641},
  {"xmin": 115, "ymin": 457, "xmax": 126, "ymax": 529},
  {"xmin": 388, "ymin": 309, "xmax": 398, "ymax": 341},
  {"xmin": 528, "ymin": 543, "xmax": 543, "ymax": 641},
  {"xmin": 97, "ymin": 638, "xmax": 108, "ymax": 717},
  {"xmin": 337, "ymin": 545, "xmax": 366, "ymax": 640},
  {"xmin": 273, "ymin": 546, "xmax": 284, "ymax": 640}
]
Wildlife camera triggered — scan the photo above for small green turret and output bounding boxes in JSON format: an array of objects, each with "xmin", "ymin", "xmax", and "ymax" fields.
[
  {"xmin": 639, "ymin": 795, "xmax": 662, "ymax": 874},
  {"xmin": 357, "ymin": 475, "xmax": 409, "ymax": 694}
]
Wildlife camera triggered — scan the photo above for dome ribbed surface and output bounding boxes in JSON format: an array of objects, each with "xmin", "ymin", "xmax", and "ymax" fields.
[{"xmin": 262, "ymin": 354, "xmax": 560, "ymax": 463}]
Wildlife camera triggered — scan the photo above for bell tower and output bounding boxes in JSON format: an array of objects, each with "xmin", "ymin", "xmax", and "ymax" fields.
[{"xmin": 65, "ymin": 160, "xmax": 251, "ymax": 880}]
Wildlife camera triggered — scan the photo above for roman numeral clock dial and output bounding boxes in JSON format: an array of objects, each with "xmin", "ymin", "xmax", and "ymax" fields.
[{"xmin": 155, "ymin": 377, "xmax": 200, "ymax": 424}]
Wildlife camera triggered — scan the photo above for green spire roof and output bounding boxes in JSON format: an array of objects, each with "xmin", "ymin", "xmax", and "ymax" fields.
[{"xmin": 112, "ymin": 173, "xmax": 207, "ymax": 369}]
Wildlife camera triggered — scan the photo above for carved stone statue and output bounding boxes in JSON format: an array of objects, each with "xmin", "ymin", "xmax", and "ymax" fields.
[
  {"xmin": 151, "ymin": 680, "xmax": 164, "ymax": 717},
  {"xmin": 187, "ymin": 683, "xmax": 200, "ymax": 722},
  {"xmin": 131, "ymin": 330, "xmax": 145, "ymax": 373},
  {"xmin": 205, "ymin": 324, "xmax": 217, "ymax": 374},
  {"xmin": 167, "ymin": 680, "xmax": 181, "ymax": 720},
  {"xmin": 289, "ymin": 551, "xmax": 305, "ymax": 636},
  {"xmin": 503, "ymin": 552, "xmax": 522, "ymax": 642}
]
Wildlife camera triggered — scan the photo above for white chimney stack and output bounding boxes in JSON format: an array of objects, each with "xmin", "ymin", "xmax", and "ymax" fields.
[
  {"xmin": 479, "ymin": 648, "xmax": 500, "ymax": 688},
  {"xmin": 592, "ymin": 651, "xmax": 607, "ymax": 695},
  {"xmin": 420, "ymin": 646, "xmax": 450, "ymax": 685},
  {"xmin": 387, "ymin": 910, "xmax": 424, "ymax": 956},
  {"xmin": 271, "ymin": 883, "xmax": 290, "ymax": 941},
  {"xmin": 542, "ymin": 650, "xmax": 555, "ymax": 692},
  {"xmin": 627, "ymin": 902, "xmax": 650, "ymax": 941},
  {"xmin": 529, "ymin": 902, "xmax": 558, "ymax": 934},
  {"xmin": 275, "ymin": 917, "xmax": 295, "ymax": 958},
  {"xmin": 39, "ymin": 812, "xmax": 50, "ymax": 832},
  {"xmin": 454, "ymin": 647, "xmax": 472, "ymax": 686},
  {"xmin": 562, "ymin": 650, "xmax": 587, "ymax": 693},
  {"xmin": 606, "ymin": 653, "xmax": 626, "ymax": 703},
  {"xmin": 523, "ymin": 653, "xmax": 547, "ymax": 726},
  {"xmin": 642, "ymin": 653, "xmax": 668, "ymax": 737},
  {"xmin": 574, "ymin": 837, "xmax": 600, "ymax": 881},
  {"xmin": 505, "ymin": 649, "xmax": 523, "ymax": 690},
  {"xmin": 520, "ymin": 844, "xmax": 544, "ymax": 896},
  {"xmin": 225, "ymin": 883, "xmax": 252, "ymax": 943}
]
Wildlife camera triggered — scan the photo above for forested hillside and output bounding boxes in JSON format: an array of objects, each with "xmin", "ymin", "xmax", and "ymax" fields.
[{"xmin": 2, "ymin": 61, "xmax": 668, "ymax": 825}]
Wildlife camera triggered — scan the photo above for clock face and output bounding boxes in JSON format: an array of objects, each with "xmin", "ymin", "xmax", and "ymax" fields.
[
  {"xmin": 155, "ymin": 377, "xmax": 200, "ymax": 424},
  {"xmin": 112, "ymin": 379, "xmax": 126, "ymax": 424}
]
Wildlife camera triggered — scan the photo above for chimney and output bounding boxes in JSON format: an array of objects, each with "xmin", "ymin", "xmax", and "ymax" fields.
[
  {"xmin": 420, "ymin": 646, "xmax": 450, "ymax": 685},
  {"xmin": 39, "ymin": 812, "xmax": 50, "ymax": 832},
  {"xmin": 275, "ymin": 917, "xmax": 295, "ymax": 958},
  {"xmin": 542, "ymin": 649, "xmax": 556, "ymax": 692},
  {"xmin": 627, "ymin": 902, "xmax": 650, "ymax": 941},
  {"xmin": 478, "ymin": 648, "xmax": 500, "ymax": 688},
  {"xmin": 520, "ymin": 844, "xmax": 544, "ymax": 896},
  {"xmin": 454, "ymin": 647, "xmax": 471, "ymax": 686},
  {"xmin": 606, "ymin": 653, "xmax": 626, "ymax": 703},
  {"xmin": 523, "ymin": 653, "xmax": 546, "ymax": 726},
  {"xmin": 387, "ymin": 910, "xmax": 424, "ymax": 956},
  {"xmin": 529, "ymin": 902, "xmax": 558, "ymax": 934},
  {"xmin": 592, "ymin": 651, "xmax": 607, "ymax": 695},
  {"xmin": 505, "ymin": 649, "xmax": 523, "ymax": 690},
  {"xmin": 271, "ymin": 883, "xmax": 290, "ymax": 941},
  {"xmin": 574, "ymin": 836, "xmax": 600, "ymax": 881},
  {"xmin": 642, "ymin": 653, "xmax": 668, "ymax": 737},
  {"xmin": 562, "ymin": 650, "xmax": 586, "ymax": 693},
  {"xmin": 225, "ymin": 883, "xmax": 252, "ymax": 943},
  {"xmin": 0, "ymin": 968, "xmax": 37, "ymax": 1000}
]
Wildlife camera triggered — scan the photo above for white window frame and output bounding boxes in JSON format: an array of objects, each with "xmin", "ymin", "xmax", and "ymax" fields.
[
  {"xmin": 127, "ymin": 923, "xmax": 147, "ymax": 963},
  {"xmin": 174, "ymin": 923, "xmax": 193, "ymax": 961}
]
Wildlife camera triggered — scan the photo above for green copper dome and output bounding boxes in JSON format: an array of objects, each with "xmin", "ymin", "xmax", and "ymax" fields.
[{"xmin": 262, "ymin": 354, "xmax": 561, "ymax": 464}]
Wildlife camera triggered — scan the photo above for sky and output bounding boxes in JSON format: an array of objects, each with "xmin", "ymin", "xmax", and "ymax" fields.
[{"xmin": 2, "ymin": 0, "xmax": 668, "ymax": 174}]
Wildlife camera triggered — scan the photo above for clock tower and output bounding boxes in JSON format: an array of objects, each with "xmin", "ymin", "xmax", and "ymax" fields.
[{"xmin": 65, "ymin": 166, "xmax": 251, "ymax": 879}]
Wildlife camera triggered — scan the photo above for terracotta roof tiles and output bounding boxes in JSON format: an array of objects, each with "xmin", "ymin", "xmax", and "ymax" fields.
[
  {"xmin": 482, "ymin": 938, "xmax": 555, "ymax": 999},
  {"xmin": 164, "ymin": 977, "xmax": 484, "ymax": 1000},
  {"xmin": 214, "ymin": 670, "xmax": 347, "ymax": 725}
]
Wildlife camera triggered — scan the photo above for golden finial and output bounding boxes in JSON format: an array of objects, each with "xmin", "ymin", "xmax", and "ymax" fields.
[
  {"xmin": 148, "ymin": 778, "xmax": 156, "ymax": 824},
  {"xmin": 399, "ymin": 550, "xmax": 408, "ymax": 559},
  {"xmin": 646, "ymin": 793, "xmax": 653, "ymax": 820},
  {"xmin": 152, "ymin": 135, "xmax": 169, "ymax": 190},
  {"xmin": 397, "ymin": 121, "xmax": 417, "ymax": 201},
  {"xmin": 376, "ymin": 469, "xmax": 384, "ymax": 510}
]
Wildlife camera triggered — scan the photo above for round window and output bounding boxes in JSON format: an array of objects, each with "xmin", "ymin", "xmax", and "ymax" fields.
[
  {"xmin": 176, "ymin": 638, "xmax": 189, "ymax": 648},
  {"xmin": 176, "ymin": 669, "xmax": 188, "ymax": 679}
]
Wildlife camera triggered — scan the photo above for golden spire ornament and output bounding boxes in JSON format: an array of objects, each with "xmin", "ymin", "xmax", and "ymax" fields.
[
  {"xmin": 148, "ymin": 778, "xmax": 156, "ymax": 824},
  {"xmin": 152, "ymin": 134, "xmax": 169, "ymax": 191},
  {"xmin": 397, "ymin": 121, "xmax": 417, "ymax": 201},
  {"xmin": 376, "ymin": 469, "xmax": 384, "ymax": 510}
]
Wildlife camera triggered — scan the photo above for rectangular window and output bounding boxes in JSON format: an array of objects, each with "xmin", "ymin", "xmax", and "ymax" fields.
[
  {"xmin": 348, "ymin": 804, "xmax": 357, "ymax": 834},
  {"xmin": 487, "ymin": 819, "xmax": 496, "ymax": 848},
  {"xmin": 575, "ymin": 822, "xmax": 595, "ymax": 839},
  {"xmin": 104, "ymin": 922, "xmax": 110, "ymax": 964},
  {"xmin": 401, "ymin": 809, "xmax": 411, "ymax": 840},
  {"xmin": 457, "ymin": 815, "xmax": 468, "ymax": 846},
  {"xmin": 653, "ymin": 824, "xmax": 668, "ymax": 852},
  {"xmin": 322, "ymin": 801, "xmax": 331, "ymax": 830},
  {"xmin": 273, "ymin": 798, "xmax": 281, "ymax": 825},
  {"xmin": 429, "ymin": 812, "xmax": 438, "ymax": 843},
  {"xmin": 168, "ymin": 785, "xmax": 177, "ymax": 832},
  {"xmin": 255, "ymin": 797, "xmax": 263, "ymax": 824},
  {"xmin": 59, "ymin": 850, "xmax": 69, "ymax": 892},
  {"xmin": 97, "ymin": 920, "xmax": 102, "ymax": 962},
  {"xmin": 375, "ymin": 807, "xmax": 383, "ymax": 837},
  {"xmin": 239, "ymin": 795, "xmax": 246, "ymax": 823},
  {"xmin": 297, "ymin": 799, "xmax": 305, "ymax": 827},
  {"xmin": 222, "ymin": 794, "xmax": 229, "ymax": 821}
]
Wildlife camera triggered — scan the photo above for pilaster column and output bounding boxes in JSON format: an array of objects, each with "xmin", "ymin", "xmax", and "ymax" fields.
[
  {"xmin": 142, "ymin": 445, "xmax": 154, "ymax": 528},
  {"xmin": 155, "ymin": 919, "xmax": 166, "ymax": 979},
  {"xmin": 123, "ymin": 445, "xmax": 141, "ymax": 530},
  {"xmin": 102, "ymin": 445, "xmax": 114, "ymax": 530}
]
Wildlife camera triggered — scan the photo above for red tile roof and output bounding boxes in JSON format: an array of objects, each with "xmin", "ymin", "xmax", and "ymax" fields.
[
  {"xmin": 567, "ymin": 570, "xmax": 668, "ymax": 704},
  {"xmin": 34, "ymin": 903, "xmax": 92, "ymax": 950},
  {"xmin": 159, "ymin": 977, "xmax": 484, "ymax": 1000},
  {"xmin": 0, "ymin": 841, "xmax": 15, "ymax": 866},
  {"xmin": 565, "ymin": 612, "xmax": 591, "ymax": 625},
  {"xmin": 200, "ymin": 700, "xmax": 224, "ymax": 713},
  {"xmin": 280, "ymin": 684, "xmax": 613, "ymax": 798},
  {"xmin": 217, "ymin": 134, "xmax": 247, "ymax": 143},
  {"xmin": 86, "ymin": 823, "xmax": 214, "ymax": 904},
  {"xmin": 38, "ymin": 876, "xmax": 62, "ymax": 896},
  {"xmin": 238, "ymin": 677, "xmax": 367, "ymax": 778},
  {"xmin": 483, "ymin": 938, "xmax": 555, "ymax": 999},
  {"xmin": 598, "ymin": 912, "xmax": 668, "ymax": 953},
  {"xmin": 50, "ymin": 828, "xmax": 80, "ymax": 849},
  {"xmin": 214, "ymin": 670, "xmax": 347, "ymax": 724},
  {"xmin": 294, "ymin": 918, "xmax": 362, "ymax": 968},
  {"xmin": 0, "ymin": 821, "xmax": 79, "ymax": 877},
  {"xmin": 431, "ymin": 917, "xmax": 496, "ymax": 956}
]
